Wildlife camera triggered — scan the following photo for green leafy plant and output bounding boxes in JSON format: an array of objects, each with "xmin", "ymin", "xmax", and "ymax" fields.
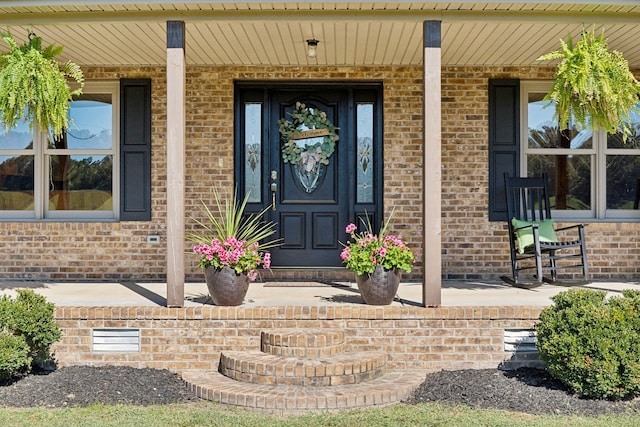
[
  {"xmin": 536, "ymin": 288, "xmax": 640, "ymax": 399},
  {"xmin": 0, "ymin": 333, "xmax": 30, "ymax": 380},
  {"xmin": 0, "ymin": 289, "xmax": 60, "ymax": 378},
  {"xmin": 340, "ymin": 210, "xmax": 414, "ymax": 275},
  {"xmin": 278, "ymin": 102, "xmax": 339, "ymax": 171},
  {"xmin": 537, "ymin": 28, "xmax": 640, "ymax": 139},
  {"xmin": 0, "ymin": 30, "xmax": 84, "ymax": 138},
  {"xmin": 189, "ymin": 189, "xmax": 281, "ymax": 280},
  {"xmin": 10, "ymin": 289, "xmax": 61, "ymax": 363}
]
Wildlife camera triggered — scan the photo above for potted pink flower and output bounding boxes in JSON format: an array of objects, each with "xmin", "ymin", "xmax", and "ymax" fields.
[
  {"xmin": 340, "ymin": 212, "xmax": 414, "ymax": 305},
  {"xmin": 190, "ymin": 189, "xmax": 279, "ymax": 305}
]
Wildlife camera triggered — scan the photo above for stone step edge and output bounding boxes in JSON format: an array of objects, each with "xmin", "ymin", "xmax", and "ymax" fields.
[
  {"xmin": 219, "ymin": 350, "xmax": 387, "ymax": 386},
  {"xmin": 181, "ymin": 368, "xmax": 426, "ymax": 416}
]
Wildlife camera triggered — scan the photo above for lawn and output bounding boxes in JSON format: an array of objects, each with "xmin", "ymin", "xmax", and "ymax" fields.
[{"xmin": 1, "ymin": 402, "xmax": 639, "ymax": 427}]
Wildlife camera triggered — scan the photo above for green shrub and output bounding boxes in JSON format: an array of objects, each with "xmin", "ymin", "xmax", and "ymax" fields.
[
  {"xmin": 0, "ymin": 333, "xmax": 30, "ymax": 380},
  {"xmin": 536, "ymin": 288, "xmax": 640, "ymax": 399},
  {"xmin": 0, "ymin": 289, "xmax": 61, "ymax": 364}
]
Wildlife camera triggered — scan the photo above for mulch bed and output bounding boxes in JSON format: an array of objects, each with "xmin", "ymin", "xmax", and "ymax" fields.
[
  {"xmin": 0, "ymin": 366, "xmax": 197, "ymax": 408},
  {"xmin": 2, "ymin": 365, "xmax": 640, "ymax": 416},
  {"xmin": 406, "ymin": 367, "xmax": 640, "ymax": 417}
]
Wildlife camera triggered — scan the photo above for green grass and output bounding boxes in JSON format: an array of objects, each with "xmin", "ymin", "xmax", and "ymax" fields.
[{"xmin": 1, "ymin": 402, "xmax": 640, "ymax": 427}]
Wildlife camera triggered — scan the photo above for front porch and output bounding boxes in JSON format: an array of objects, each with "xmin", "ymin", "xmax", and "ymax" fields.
[
  {"xmin": 2, "ymin": 278, "xmax": 638, "ymax": 414},
  {"xmin": 6, "ymin": 278, "xmax": 636, "ymax": 308},
  {"xmin": 3, "ymin": 279, "xmax": 638, "ymax": 372}
]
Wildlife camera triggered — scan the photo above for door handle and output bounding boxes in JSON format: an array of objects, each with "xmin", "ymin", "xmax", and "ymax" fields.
[{"xmin": 270, "ymin": 182, "xmax": 277, "ymax": 211}]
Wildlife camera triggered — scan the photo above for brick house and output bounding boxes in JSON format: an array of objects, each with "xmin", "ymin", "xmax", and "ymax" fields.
[{"xmin": 0, "ymin": 1, "xmax": 639, "ymax": 307}]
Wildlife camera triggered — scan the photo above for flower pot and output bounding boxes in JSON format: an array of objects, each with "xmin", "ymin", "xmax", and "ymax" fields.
[
  {"xmin": 355, "ymin": 265, "xmax": 401, "ymax": 305},
  {"xmin": 204, "ymin": 266, "xmax": 250, "ymax": 306}
]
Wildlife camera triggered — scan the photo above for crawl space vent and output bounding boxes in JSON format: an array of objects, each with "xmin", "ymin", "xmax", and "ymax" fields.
[
  {"xmin": 92, "ymin": 329, "xmax": 140, "ymax": 352},
  {"xmin": 503, "ymin": 329, "xmax": 537, "ymax": 353}
]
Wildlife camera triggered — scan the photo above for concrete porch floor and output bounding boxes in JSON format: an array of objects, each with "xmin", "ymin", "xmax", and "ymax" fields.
[{"xmin": 1, "ymin": 278, "xmax": 639, "ymax": 307}]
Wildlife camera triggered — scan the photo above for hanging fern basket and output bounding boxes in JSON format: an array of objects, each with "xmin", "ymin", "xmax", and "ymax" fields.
[
  {"xmin": 0, "ymin": 31, "xmax": 84, "ymax": 139},
  {"xmin": 538, "ymin": 28, "xmax": 640, "ymax": 138}
]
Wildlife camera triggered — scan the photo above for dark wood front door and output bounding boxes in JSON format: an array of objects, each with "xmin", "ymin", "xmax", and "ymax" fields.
[
  {"xmin": 269, "ymin": 90, "xmax": 346, "ymax": 266},
  {"xmin": 235, "ymin": 83, "xmax": 382, "ymax": 268}
]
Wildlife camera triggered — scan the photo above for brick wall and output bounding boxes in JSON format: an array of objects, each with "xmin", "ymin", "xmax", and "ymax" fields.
[
  {"xmin": 0, "ymin": 65, "xmax": 638, "ymax": 281},
  {"xmin": 52, "ymin": 305, "xmax": 543, "ymax": 372}
]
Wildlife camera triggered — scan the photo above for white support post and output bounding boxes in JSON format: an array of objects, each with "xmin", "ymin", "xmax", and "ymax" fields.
[
  {"xmin": 166, "ymin": 21, "xmax": 186, "ymax": 307},
  {"xmin": 422, "ymin": 21, "xmax": 442, "ymax": 306}
]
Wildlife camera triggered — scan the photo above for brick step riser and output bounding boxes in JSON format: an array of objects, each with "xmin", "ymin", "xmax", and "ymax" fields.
[
  {"xmin": 219, "ymin": 351, "xmax": 387, "ymax": 386},
  {"xmin": 261, "ymin": 329, "xmax": 346, "ymax": 357},
  {"xmin": 261, "ymin": 343, "xmax": 345, "ymax": 357},
  {"xmin": 183, "ymin": 368, "xmax": 425, "ymax": 416}
]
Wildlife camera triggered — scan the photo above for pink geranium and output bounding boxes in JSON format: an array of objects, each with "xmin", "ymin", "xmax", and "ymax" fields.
[
  {"xmin": 189, "ymin": 189, "xmax": 280, "ymax": 282},
  {"xmin": 339, "ymin": 211, "xmax": 414, "ymax": 276},
  {"xmin": 193, "ymin": 235, "xmax": 272, "ymax": 281}
]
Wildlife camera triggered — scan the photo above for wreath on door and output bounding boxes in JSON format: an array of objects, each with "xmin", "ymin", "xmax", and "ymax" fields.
[{"xmin": 278, "ymin": 102, "xmax": 339, "ymax": 172}]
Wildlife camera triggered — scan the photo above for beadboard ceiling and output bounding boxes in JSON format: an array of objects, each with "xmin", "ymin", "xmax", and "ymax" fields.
[{"xmin": 0, "ymin": 1, "xmax": 639, "ymax": 67}]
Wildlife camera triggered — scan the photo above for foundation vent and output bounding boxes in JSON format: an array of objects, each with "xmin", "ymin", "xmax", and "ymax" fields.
[
  {"xmin": 92, "ymin": 329, "xmax": 140, "ymax": 352},
  {"xmin": 503, "ymin": 329, "xmax": 537, "ymax": 353}
]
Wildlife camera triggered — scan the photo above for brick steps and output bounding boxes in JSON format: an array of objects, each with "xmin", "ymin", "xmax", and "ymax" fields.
[
  {"xmin": 219, "ymin": 350, "xmax": 387, "ymax": 386},
  {"xmin": 181, "ymin": 328, "xmax": 423, "ymax": 415},
  {"xmin": 182, "ymin": 368, "xmax": 424, "ymax": 416}
]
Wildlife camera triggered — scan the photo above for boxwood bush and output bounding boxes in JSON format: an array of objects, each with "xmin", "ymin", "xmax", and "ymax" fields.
[
  {"xmin": 536, "ymin": 288, "xmax": 640, "ymax": 399},
  {"xmin": 0, "ymin": 333, "xmax": 30, "ymax": 380},
  {"xmin": 0, "ymin": 289, "xmax": 61, "ymax": 377}
]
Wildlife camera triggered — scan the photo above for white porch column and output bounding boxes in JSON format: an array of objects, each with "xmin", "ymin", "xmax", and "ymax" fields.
[
  {"xmin": 166, "ymin": 21, "xmax": 186, "ymax": 307},
  {"xmin": 422, "ymin": 21, "xmax": 442, "ymax": 306}
]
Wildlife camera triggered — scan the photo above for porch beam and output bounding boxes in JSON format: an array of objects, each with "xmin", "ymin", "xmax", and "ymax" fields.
[
  {"xmin": 422, "ymin": 20, "xmax": 442, "ymax": 307},
  {"xmin": 2, "ymin": 9, "xmax": 639, "ymax": 26},
  {"xmin": 166, "ymin": 20, "xmax": 186, "ymax": 308}
]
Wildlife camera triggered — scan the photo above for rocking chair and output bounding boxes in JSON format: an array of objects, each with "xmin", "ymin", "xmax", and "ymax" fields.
[{"xmin": 502, "ymin": 173, "xmax": 589, "ymax": 287}]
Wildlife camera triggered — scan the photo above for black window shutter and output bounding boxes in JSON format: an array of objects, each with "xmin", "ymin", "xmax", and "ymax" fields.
[
  {"xmin": 488, "ymin": 79, "xmax": 520, "ymax": 221},
  {"xmin": 120, "ymin": 78, "xmax": 152, "ymax": 221}
]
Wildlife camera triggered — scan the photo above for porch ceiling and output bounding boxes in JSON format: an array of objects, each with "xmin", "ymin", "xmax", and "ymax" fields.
[{"xmin": 0, "ymin": 2, "xmax": 639, "ymax": 68}]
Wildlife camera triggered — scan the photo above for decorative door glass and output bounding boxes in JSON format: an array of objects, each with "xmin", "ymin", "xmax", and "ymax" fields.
[
  {"xmin": 356, "ymin": 103, "xmax": 374, "ymax": 203},
  {"xmin": 244, "ymin": 103, "xmax": 262, "ymax": 202}
]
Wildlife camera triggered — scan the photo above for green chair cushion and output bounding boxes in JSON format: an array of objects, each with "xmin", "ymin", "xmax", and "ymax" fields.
[{"xmin": 511, "ymin": 218, "xmax": 558, "ymax": 254}]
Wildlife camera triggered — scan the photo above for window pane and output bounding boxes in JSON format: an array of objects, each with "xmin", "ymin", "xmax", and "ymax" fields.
[
  {"xmin": 606, "ymin": 155, "xmax": 640, "ymax": 209},
  {"xmin": 0, "ymin": 120, "xmax": 33, "ymax": 150},
  {"xmin": 49, "ymin": 155, "xmax": 113, "ymax": 211},
  {"xmin": 0, "ymin": 155, "xmax": 34, "ymax": 210},
  {"xmin": 528, "ymin": 93, "xmax": 592, "ymax": 149},
  {"xmin": 607, "ymin": 107, "xmax": 640, "ymax": 149},
  {"xmin": 356, "ymin": 103, "xmax": 374, "ymax": 203},
  {"xmin": 527, "ymin": 154, "xmax": 591, "ymax": 210},
  {"xmin": 244, "ymin": 103, "xmax": 261, "ymax": 203},
  {"xmin": 50, "ymin": 94, "xmax": 113, "ymax": 150}
]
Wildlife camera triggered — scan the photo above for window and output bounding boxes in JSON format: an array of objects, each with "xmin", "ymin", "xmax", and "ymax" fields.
[
  {"xmin": 0, "ymin": 81, "xmax": 119, "ymax": 220},
  {"xmin": 522, "ymin": 81, "xmax": 640, "ymax": 220}
]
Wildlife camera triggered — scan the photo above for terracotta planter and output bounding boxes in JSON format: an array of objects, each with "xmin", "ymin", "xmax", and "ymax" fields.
[
  {"xmin": 355, "ymin": 265, "xmax": 401, "ymax": 305},
  {"xmin": 204, "ymin": 266, "xmax": 250, "ymax": 306}
]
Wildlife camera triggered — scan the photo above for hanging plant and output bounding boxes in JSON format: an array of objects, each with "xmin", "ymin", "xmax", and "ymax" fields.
[
  {"xmin": 0, "ymin": 30, "xmax": 84, "ymax": 139},
  {"xmin": 537, "ymin": 28, "xmax": 640, "ymax": 138}
]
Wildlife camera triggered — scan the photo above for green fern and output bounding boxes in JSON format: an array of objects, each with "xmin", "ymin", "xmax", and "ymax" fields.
[
  {"xmin": 0, "ymin": 30, "xmax": 84, "ymax": 138},
  {"xmin": 538, "ymin": 28, "xmax": 640, "ymax": 139}
]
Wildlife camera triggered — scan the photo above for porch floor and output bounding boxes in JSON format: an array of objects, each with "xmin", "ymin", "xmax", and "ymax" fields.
[{"xmin": 1, "ymin": 278, "xmax": 638, "ymax": 307}]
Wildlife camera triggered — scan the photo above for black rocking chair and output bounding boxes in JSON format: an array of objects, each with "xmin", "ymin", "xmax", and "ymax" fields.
[{"xmin": 502, "ymin": 173, "xmax": 589, "ymax": 287}]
